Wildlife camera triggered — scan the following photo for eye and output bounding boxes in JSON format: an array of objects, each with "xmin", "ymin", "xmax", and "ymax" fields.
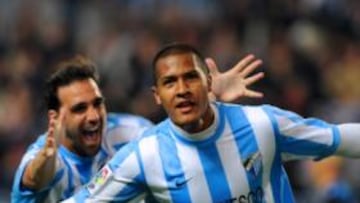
[
  {"xmin": 162, "ymin": 78, "xmax": 175, "ymax": 87},
  {"xmin": 71, "ymin": 103, "xmax": 87, "ymax": 114},
  {"xmin": 185, "ymin": 71, "xmax": 200, "ymax": 81},
  {"xmin": 93, "ymin": 97, "xmax": 105, "ymax": 108}
]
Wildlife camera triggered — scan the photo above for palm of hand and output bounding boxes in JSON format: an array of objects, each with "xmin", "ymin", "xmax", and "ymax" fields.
[{"xmin": 207, "ymin": 55, "xmax": 264, "ymax": 102}]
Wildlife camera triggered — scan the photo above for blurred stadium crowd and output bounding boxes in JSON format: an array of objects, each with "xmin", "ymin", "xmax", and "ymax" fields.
[{"xmin": 0, "ymin": 0, "xmax": 359, "ymax": 202}]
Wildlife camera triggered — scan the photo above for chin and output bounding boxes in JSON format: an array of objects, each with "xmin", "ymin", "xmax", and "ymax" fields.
[
  {"xmin": 85, "ymin": 146, "xmax": 101, "ymax": 157},
  {"xmin": 174, "ymin": 116, "xmax": 199, "ymax": 127}
]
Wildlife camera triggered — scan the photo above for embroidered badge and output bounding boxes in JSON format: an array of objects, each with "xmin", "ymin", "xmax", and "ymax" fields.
[
  {"xmin": 243, "ymin": 152, "xmax": 262, "ymax": 177},
  {"xmin": 87, "ymin": 165, "xmax": 113, "ymax": 194}
]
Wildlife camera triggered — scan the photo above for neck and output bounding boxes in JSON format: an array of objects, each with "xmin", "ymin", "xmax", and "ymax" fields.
[{"xmin": 181, "ymin": 105, "xmax": 214, "ymax": 133}]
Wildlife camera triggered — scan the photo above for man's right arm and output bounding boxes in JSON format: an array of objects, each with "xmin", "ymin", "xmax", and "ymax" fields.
[
  {"xmin": 21, "ymin": 110, "xmax": 64, "ymax": 190},
  {"xmin": 21, "ymin": 146, "xmax": 58, "ymax": 190}
]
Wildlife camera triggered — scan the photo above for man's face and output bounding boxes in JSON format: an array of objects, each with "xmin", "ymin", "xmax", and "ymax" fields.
[
  {"xmin": 153, "ymin": 53, "xmax": 211, "ymax": 127},
  {"xmin": 56, "ymin": 78, "xmax": 106, "ymax": 157}
]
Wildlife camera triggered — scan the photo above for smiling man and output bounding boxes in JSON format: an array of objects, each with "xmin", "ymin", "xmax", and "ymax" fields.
[{"xmin": 11, "ymin": 56, "xmax": 154, "ymax": 203}]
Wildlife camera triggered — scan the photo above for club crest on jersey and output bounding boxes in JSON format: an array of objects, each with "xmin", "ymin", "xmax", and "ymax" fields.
[
  {"xmin": 87, "ymin": 165, "xmax": 113, "ymax": 194},
  {"xmin": 243, "ymin": 152, "xmax": 262, "ymax": 177}
]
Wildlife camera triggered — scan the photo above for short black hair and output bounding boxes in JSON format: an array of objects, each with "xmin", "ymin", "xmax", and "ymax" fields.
[
  {"xmin": 45, "ymin": 55, "xmax": 100, "ymax": 111},
  {"xmin": 152, "ymin": 43, "xmax": 209, "ymax": 84}
]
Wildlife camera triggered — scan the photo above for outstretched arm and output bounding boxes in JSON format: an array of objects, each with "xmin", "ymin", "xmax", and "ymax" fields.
[
  {"xmin": 207, "ymin": 54, "xmax": 264, "ymax": 102},
  {"xmin": 22, "ymin": 109, "xmax": 65, "ymax": 190}
]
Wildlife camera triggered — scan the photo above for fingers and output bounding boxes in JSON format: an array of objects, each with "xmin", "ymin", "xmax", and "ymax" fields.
[
  {"xmin": 230, "ymin": 54, "xmax": 263, "ymax": 76},
  {"xmin": 47, "ymin": 111, "xmax": 57, "ymax": 139},
  {"xmin": 54, "ymin": 108, "xmax": 66, "ymax": 142},
  {"xmin": 46, "ymin": 108, "xmax": 66, "ymax": 149},
  {"xmin": 240, "ymin": 58, "xmax": 263, "ymax": 77},
  {"xmin": 244, "ymin": 90, "xmax": 264, "ymax": 98},
  {"xmin": 244, "ymin": 72, "xmax": 265, "ymax": 86},
  {"xmin": 205, "ymin": 57, "xmax": 219, "ymax": 75},
  {"xmin": 230, "ymin": 54, "xmax": 256, "ymax": 74},
  {"xmin": 45, "ymin": 113, "xmax": 57, "ymax": 156}
]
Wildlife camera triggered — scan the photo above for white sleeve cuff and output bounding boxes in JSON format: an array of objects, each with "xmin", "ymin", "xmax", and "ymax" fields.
[{"xmin": 335, "ymin": 124, "xmax": 360, "ymax": 158}]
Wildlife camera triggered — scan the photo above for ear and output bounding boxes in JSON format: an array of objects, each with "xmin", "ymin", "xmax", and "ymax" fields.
[{"xmin": 151, "ymin": 86, "xmax": 162, "ymax": 105}]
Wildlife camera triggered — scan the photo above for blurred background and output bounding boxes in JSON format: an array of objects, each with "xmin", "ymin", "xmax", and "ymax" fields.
[{"xmin": 0, "ymin": 0, "xmax": 359, "ymax": 202}]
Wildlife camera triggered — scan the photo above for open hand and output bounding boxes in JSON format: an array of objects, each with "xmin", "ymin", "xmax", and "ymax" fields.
[
  {"xmin": 207, "ymin": 54, "xmax": 264, "ymax": 102},
  {"xmin": 44, "ymin": 109, "xmax": 66, "ymax": 157}
]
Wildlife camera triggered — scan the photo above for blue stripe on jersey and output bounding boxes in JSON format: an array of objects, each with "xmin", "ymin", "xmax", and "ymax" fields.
[
  {"xmin": 280, "ymin": 168, "xmax": 295, "ymax": 203},
  {"xmin": 268, "ymin": 105, "xmax": 302, "ymax": 123},
  {"xmin": 108, "ymin": 142, "xmax": 138, "ymax": 169},
  {"xmin": 195, "ymin": 104, "xmax": 232, "ymax": 202},
  {"xmin": 114, "ymin": 174, "xmax": 146, "ymax": 200},
  {"xmin": 303, "ymin": 118, "xmax": 336, "ymax": 128},
  {"xmin": 226, "ymin": 105, "xmax": 263, "ymax": 202},
  {"xmin": 113, "ymin": 143, "xmax": 128, "ymax": 151},
  {"xmin": 280, "ymin": 137, "xmax": 336, "ymax": 157},
  {"xmin": 76, "ymin": 161, "xmax": 93, "ymax": 185},
  {"xmin": 313, "ymin": 125, "xmax": 341, "ymax": 160},
  {"xmin": 157, "ymin": 132, "xmax": 192, "ymax": 203},
  {"xmin": 62, "ymin": 158, "xmax": 75, "ymax": 198},
  {"xmin": 331, "ymin": 126, "xmax": 341, "ymax": 153},
  {"xmin": 197, "ymin": 143, "xmax": 232, "ymax": 202},
  {"xmin": 263, "ymin": 105, "xmax": 293, "ymax": 203}
]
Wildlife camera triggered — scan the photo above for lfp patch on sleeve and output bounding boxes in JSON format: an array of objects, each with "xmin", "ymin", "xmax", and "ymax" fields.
[{"xmin": 86, "ymin": 165, "xmax": 113, "ymax": 194}]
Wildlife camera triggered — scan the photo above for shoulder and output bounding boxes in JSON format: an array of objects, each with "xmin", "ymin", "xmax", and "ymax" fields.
[
  {"xmin": 20, "ymin": 134, "xmax": 47, "ymax": 160},
  {"xmin": 102, "ymin": 113, "xmax": 155, "ymax": 154},
  {"xmin": 141, "ymin": 119, "xmax": 169, "ymax": 138},
  {"xmin": 218, "ymin": 101, "xmax": 271, "ymax": 112},
  {"xmin": 215, "ymin": 101, "xmax": 268, "ymax": 117},
  {"xmin": 107, "ymin": 112, "xmax": 154, "ymax": 130},
  {"xmin": 128, "ymin": 120, "xmax": 173, "ymax": 156}
]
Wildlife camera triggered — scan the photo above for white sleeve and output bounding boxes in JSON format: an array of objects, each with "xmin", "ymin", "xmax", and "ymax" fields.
[
  {"xmin": 263, "ymin": 105, "xmax": 340, "ymax": 161},
  {"xmin": 335, "ymin": 123, "xmax": 360, "ymax": 158}
]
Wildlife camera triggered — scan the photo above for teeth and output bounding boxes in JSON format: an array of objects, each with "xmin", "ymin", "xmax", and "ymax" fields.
[
  {"xmin": 84, "ymin": 133, "xmax": 96, "ymax": 137},
  {"xmin": 82, "ymin": 127, "xmax": 101, "ymax": 140},
  {"xmin": 83, "ymin": 132, "xmax": 98, "ymax": 141},
  {"xmin": 83, "ymin": 127, "xmax": 99, "ymax": 133}
]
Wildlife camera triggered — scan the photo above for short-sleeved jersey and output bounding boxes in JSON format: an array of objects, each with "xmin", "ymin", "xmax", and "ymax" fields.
[
  {"xmin": 64, "ymin": 102, "xmax": 341, "ymax": 203},
  {"xmin": 11, "ymin": 113, "xmax": 153, "ymax": 203}
]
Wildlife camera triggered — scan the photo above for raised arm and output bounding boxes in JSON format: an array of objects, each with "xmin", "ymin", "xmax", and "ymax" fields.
[
  {"xmin": 207, "ymin": 54, "xmax": 264, "ymax": 102},
  {"xmin": 21, "ymin": 109, "xmax": 65, "ymax": 190}
]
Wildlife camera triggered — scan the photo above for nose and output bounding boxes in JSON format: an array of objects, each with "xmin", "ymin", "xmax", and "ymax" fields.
[
  {"xmin": 87, "ymin": 107, "xmax": 100, "ymax": 124},
  {"xmin": 176, "ymin": 79, "xmax": 190, "ymax": 96}
]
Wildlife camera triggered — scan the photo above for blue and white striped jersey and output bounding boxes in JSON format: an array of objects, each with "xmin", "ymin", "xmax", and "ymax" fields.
[
  {"xmin": 64, "ymin": 102, "xmax": 341, "ymax": 203},
  {"xmin": 11, "ymin": 113, "xmax": 153, "ymax": 203}
]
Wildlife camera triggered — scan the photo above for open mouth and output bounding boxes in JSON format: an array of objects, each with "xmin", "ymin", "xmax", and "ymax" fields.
[
  {"xmin": 81, "ymin": 127, "xmax": 101, "ymax": 144},
  {"xmin": 176, "ymin": 101, "xmax": 195, "ymax": 113}
]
